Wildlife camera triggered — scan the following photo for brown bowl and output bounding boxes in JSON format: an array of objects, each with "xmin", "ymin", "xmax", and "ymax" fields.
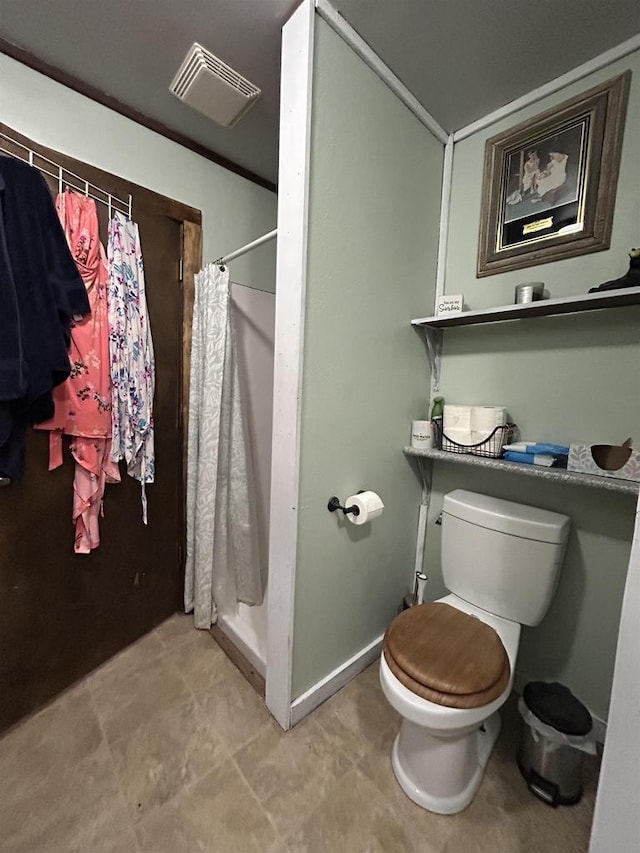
[{"xmin": 591, "ymin": 444, "xmax": 633, "ymax": 471}]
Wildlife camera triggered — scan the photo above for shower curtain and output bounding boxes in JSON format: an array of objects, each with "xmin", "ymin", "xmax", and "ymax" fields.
[{"xmin": 185, "ymin": 263, "xmax": 263, "ymax": 628}]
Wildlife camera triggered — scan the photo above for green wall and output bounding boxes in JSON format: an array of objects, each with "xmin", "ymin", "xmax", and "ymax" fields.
[
  {"xmin": 424, "ymin": 52, "xmax": 640, "ymax": 722},
  {"xmin": 291, "ymin": 19, "xmax": 444, "ymax": 698}
]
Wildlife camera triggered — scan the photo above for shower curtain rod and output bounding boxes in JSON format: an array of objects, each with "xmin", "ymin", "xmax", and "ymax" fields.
[
  {"xmin": 0, "ymin": 132, "xmax": 132, "ymax": 218},
  {"xmin": 216, "ymin": 228, "xmax": 277, "ymax": 265},
  {"xmin": 230, "ymin": 279, "xmax": 275, "ymax": 295}
]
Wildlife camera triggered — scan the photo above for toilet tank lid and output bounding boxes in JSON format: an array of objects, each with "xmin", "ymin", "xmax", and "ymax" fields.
[{"xmin": 443, "ymin": 490, "xmax": 570, "ymax": 544}]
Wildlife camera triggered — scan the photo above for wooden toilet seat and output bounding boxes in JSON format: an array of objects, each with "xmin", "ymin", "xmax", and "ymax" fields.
[{"xmin": 383, "ymin": 602, "xmax": 511, "ymax": 709}]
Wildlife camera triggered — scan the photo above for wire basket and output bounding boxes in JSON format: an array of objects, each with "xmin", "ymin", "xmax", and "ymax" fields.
[{"xmin": 432, "ymin": 419, "xmax": 517, "ymax": 458}]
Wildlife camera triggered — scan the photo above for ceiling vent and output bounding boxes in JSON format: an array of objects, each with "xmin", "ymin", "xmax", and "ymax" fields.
[{"xmin": 169, "ymin": 42, "xmax": 261, "ymax": 127}]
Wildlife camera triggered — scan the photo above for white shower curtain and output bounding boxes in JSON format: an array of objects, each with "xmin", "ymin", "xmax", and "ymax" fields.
[{"xmin": 185, "ymin": 263, "xmax": 263, "ymax": 629}]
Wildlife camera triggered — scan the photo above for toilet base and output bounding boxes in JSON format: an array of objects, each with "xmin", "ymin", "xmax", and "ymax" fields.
[{"xmin": 391, "ymin": 711, "xmax": 501, "ymax": 814}]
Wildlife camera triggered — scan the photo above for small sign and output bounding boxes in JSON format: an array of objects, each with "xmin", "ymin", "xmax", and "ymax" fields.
[{"xmin": 436, "ymin": 294, "xmax": 464, "ymax": 316}]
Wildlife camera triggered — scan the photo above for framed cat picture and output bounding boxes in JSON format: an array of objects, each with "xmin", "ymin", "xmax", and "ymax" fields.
[{"xmin": 477, "ymin": 72, "xmax": 631, "ymax": 277}]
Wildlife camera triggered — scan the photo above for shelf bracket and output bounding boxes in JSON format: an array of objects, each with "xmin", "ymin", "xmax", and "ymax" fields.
[{"xmin": 424, "ymin": 327, "xmax": 443, "ymax": 392}]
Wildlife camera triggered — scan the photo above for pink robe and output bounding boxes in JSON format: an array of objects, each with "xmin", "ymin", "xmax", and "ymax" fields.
[{"xmin": 35, "ymin": 191, "xmax": 120, "ymax": 553}]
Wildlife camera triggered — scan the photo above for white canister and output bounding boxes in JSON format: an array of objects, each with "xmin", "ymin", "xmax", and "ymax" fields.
[{"xmin": 411, "ymin": 420, "xmax": 433, "ymax": 450}]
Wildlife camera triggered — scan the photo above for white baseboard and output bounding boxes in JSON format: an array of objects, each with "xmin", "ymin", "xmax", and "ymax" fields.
[
  {"xmin": 589, "ymin": 715, "xmax": 607, "ymax": 745},
  {"xmin": 513, "ymin": 670, "xmax": 607, "ymax": 744},
  {"xmin": 289, "ymin": 653, "xmax": 608, "ymax": 741},
  {"xmin": 290, "ymin": 634, "xmax": 384, "ymax": 726}
]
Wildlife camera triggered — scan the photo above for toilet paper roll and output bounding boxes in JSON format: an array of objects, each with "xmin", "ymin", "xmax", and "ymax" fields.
[
  {"xmin": 444, "ymin": 428, "xmax": 475, "ymax": 446},
  {"xmin": 345, "ymin": 491, "xmax": 384, "ymax": 525},
  {"xmin": 471, "ymin": 406, "xmax": 507, "ymax": 431},
  {"xmin": 443, "ymin": 405, "xmax": 472, "ymax": 431}
]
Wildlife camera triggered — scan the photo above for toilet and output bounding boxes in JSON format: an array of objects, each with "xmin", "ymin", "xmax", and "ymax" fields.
[{"xmin": 380, "ymin": 489, "xmax": 570, "ymax": 815}]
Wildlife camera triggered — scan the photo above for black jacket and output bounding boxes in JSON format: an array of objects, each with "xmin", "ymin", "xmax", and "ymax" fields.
[{"xmin": 0, "ymin": 157, "xmax": 89, "ymax": 478}]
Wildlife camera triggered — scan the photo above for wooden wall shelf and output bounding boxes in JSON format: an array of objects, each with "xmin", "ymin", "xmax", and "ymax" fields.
[{"xmin": 412, "ymin": 286, "xmax": 640, "ymax": 329}]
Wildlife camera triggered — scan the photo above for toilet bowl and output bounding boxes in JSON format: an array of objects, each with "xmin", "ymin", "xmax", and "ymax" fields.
[
  {"xmin": 380, "ymin": 594, "xmax": 520, "ymax": 814},
  {"xmin": 379, "ymin": 490, "xmax": 570, "ymax": 815}
]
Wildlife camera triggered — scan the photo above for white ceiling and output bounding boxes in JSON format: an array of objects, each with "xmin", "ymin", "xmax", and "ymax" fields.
[{"xmin": 1, "ymin": 0, "xmax": 639, "ymax": 187}]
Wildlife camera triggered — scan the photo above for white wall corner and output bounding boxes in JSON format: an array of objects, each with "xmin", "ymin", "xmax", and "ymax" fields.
[
  {"xmin": 428, "ymin": 133, "xmax": 454, "ymax": 405},
  {"xmin": 590, "ymin": 496, "xmax": 640, "ymax": 852},
  {"xmin": 265, "ymin": 0, "xmax": 315, "ymax": 731},
  {"xmin": 434, "ymin": 134, "xmax": 454, "ymax": 307}
]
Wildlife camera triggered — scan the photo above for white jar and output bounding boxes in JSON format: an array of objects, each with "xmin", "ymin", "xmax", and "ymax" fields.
[{"xmin": 411, "ymin": 420, "xmax": 433, "ymax": 450}]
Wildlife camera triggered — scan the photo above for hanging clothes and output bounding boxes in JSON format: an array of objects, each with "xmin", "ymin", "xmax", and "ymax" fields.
[
  {"xmin": 107, "ymin": 212, "xmax": 155, "ymax": 523},
  {"xmin": 185, "ymin": 263, "xmax": 263, "ymax": 629},
  {"xmin": 0, "ymin": 158, "xmax": 89, "ymax": 480},
  {"xmin": 35, "ymin": 190, "xmax": 119, "ymax": 554}
]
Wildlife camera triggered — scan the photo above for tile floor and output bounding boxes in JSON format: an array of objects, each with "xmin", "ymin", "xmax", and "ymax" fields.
[{"xmin": 0, "ymin": 613, "xmax": 599, "ymax": 852}]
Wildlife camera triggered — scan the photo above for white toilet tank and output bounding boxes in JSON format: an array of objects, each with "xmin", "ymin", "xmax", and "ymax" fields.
[{"xmin": 441, "ymin": 490, "xmax": 570, "ymax": 626}]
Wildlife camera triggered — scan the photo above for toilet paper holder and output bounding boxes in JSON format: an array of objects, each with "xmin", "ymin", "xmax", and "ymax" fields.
[{"xmin": 327, "ymin": 492, "xmax": 364, "ymax": 517}]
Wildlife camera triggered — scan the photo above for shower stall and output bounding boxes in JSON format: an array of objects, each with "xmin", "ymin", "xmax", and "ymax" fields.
[
  {"xmin": 215, "ymin": 275, "xmax": 275, "ymax": 676},
  {"xmin": 187, "ymin": 229, "xmax": 276, "ymax": 679}
]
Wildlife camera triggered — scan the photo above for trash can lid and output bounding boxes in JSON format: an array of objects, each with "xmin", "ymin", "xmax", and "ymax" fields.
[{"xmin": 522, "ymin": 681, "xmax": 592, "ymax": 736}]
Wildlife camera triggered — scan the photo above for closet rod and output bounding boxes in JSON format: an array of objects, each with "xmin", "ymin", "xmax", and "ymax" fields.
[
  {"xmin": 216, "ymin": 228, "xmax": 277, "ymax": 265},
  {"xmin": 0, "ymin": 132, "xmax": 132, "ymax": 218}
]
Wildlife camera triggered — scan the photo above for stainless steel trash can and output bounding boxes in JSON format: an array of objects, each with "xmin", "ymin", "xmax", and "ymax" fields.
[{"xmin": 517, "ymin": 682, "xmax": 593, "ymax": 807}]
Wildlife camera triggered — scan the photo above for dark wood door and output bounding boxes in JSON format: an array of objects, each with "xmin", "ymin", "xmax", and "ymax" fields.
[{"xmin": 0, "ymin": 130, "xmax": 196, "ymax": 733}]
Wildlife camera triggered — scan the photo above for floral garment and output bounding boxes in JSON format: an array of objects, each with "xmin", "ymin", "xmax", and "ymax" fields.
[
  {"xmin": 35, "ymin": 190, "xmax": 120, "ymax": 554},
  {"xmin": 107, "ymin": 212, "xmax": 155, "ymax": 523}
]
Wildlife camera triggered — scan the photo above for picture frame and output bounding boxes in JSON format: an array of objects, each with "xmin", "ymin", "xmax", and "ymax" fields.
[{"xmin": 477, "ymin": 71, "xmax": 631, "ymax": 278}]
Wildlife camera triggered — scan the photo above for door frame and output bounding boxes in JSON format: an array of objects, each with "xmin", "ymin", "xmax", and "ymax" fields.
[{"xmin": 179, "ymin": 219, "xmax": 203, "ymax": 599}]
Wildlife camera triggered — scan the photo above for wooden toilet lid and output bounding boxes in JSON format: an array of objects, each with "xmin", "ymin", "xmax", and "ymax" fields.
[{"xmin": 383, "ymin": 602, "xmax": 510, "ymax": 709}]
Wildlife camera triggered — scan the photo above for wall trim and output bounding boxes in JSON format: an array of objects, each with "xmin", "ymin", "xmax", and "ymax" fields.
[
  {"xmin": 265, "ymin": 0, "xmax": 315, "ymax": 731},
  {"xmin": 314, "ymin": 0, "xmax": 448, "ymax": 144},
  {"xmin": 453, "ymin": 33, "xmax": 640, "ymax": 142},
  {"xmin": 217, "ymin": 613, "xmax": 266, "ymax": 678},
  {"xmin": 0, "ymin": 37, "xmax": 277, "ymax": 194},
  {"xmin": 209, "ymin": 622, "xmax": 266, "ymax": 699},
  {"xmin": 290, "ymin": 634, "xmax": 384, "ymax": 726},
  {"xmin": 513, "ymin": 671, "xmax": 607, "ymax": 744},
  {"xmin": 590, "ymin": 496, "xmax": 639, "ymax": 850},
  {"xmin": 434, "ymin": 134, "xmax": 454, "ymax": 309}
]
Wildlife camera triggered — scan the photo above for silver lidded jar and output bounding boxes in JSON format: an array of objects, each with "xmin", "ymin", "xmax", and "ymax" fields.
[{"xmin": 515, "ymin": 282, "xmax": 545, "ymax": 304}]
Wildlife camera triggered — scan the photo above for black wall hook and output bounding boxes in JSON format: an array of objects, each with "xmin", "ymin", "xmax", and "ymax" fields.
[{"xmin": 327, "ymin": 496, "xmax": 360, "ymax": 517}]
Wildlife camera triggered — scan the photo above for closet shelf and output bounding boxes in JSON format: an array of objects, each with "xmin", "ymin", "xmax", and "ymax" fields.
[
  {"xmin": 411, "ymin": 286, "xmax": 640, "ymax": 328},
  {"xmin": 403, "ymin": 447, "xmax": 640, "ymax": 495}
]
